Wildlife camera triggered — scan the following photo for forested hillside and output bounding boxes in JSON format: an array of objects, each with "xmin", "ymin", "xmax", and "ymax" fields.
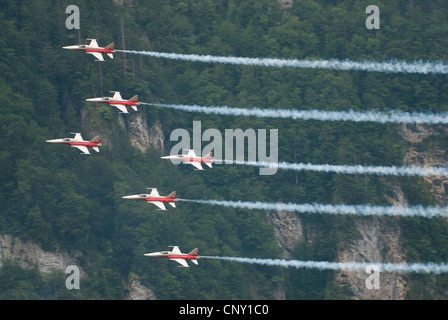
[{"xmin": 0, "ymin": 0, "xmax": 448, "ymax": 299}]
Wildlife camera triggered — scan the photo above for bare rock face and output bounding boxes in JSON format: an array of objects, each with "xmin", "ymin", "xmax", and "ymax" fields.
[
  {"xmin": 268, "ymin": 210, "xmax": 304, "ymax": 259},
  {"xmin": 398, "ymin": 123, "xmax": 434, "ymax": 143},
  {"xmin": 0, "ymin": 234, "xmax": 85, "ymax": 276},
  {"xmin": 400, "ymin": 124, "xmax": 448, "ymax": 205},
  {"xmin": 123, "ymin": 273, "xmax": 157, "ymax": 300},
  {"xmin": 119, "ymin": 113, "xmax": 165, "ymax": 153},
  {"xmin": 335, "ymin": 217, "xmax": 408, "ymax": 300},
  {"xmin": 82, "ymin": 107, "xmax": 165, "ymax": 153}
]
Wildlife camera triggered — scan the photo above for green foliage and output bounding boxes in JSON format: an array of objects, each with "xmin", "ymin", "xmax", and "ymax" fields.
[{"xmin": 0, "ymin": 0, "xmax": 447, "ymax": 300}]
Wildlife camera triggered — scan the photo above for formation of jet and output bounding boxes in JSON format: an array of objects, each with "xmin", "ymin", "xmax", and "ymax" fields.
[
  {"xmin": 161, "ymin": 149, "xmax": 214, "ymax": 170},
  {"xmin": 63, "ymin": 39, "xmax": 115, "ymax": 61},
  {"xmin": 86, "ymin": 91, "xmax": 139, "ymax": 114},
  {"xmin": 144, "ymin": 246, "xmax": 199, "ymax": 267},
  {"xmin": 62, "ymin": 40, "xmax": 203, "ymax": 268},
  {"xmin": 46, "ymin": 133, "xmax": 101, "ymax": 155},
  {"xmin": 122, "ymin": 188, "xmax": 177, "ymax": 210}
]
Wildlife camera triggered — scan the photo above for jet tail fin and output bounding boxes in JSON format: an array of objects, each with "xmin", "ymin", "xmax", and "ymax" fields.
[
  {"xmin": 129, "ymin": 95, "xmax": 139, "ymax": 102},
  {"xmin": 105, "ymin": 43, "xmax": 114, "ymax": 49},
  {"xmin": 90, "ymin": 136, "xmax": 101, "ymax": 143},
  {"xmin": 188, "ymin": 248, "xmax": 199, "ymax": 256},
  {"xmin": 167, "ymin": 191, "xmax": 176, "ymax": 199},
  {"xmin": 204, "ymin": 151, "xmax": 213, "ymax": 159}
]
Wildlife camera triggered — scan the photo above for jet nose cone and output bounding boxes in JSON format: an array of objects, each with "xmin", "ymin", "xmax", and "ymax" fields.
[
  {"xmin": 144, "ymin": 252, "xmax": 158, "ymax": 257},
  {"xmin": 86, "ymin": 98, "xmax": 103, "ymax": 102}
]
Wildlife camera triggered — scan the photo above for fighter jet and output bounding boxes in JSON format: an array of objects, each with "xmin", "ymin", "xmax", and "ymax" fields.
[
  {"xmin": 62, "ymin": 39, "xmax": 115, "ymax": 61},
  {"xmin": 122, "ymin": 188, "xmax": 177, "ymax": 210},
  {"xmin": 144, "ymin": 246, "xmax": 199, "ymax": 268},
  {"xmin": 46, "ymin": 133, "xmax": 102, "ymax": 155},
  {"xmin": 85, "ymin": 91, "xmax": 139, "ymax": 113},
  {"xmin": 161, "ymin": 149, "xmax": 214, "ymax": 170}
]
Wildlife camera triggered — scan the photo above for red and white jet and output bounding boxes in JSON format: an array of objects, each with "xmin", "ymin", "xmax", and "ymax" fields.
[
  {"xmin": 62, "ymin": 39, "xmax": 115, "ymax": 61},
  {"xmin": 85, "ymin": 91, "xmax": 139, "ymax": 114},
  {"xmin": 161, "ymin": 149, "xmax": 214, "ymax": 170},
  {"xmin": 122, "ymin": 188, "xmax": 177, "ymax": 210},
  {"xmin": 46, "ymin": 133, "xmax": 102, "ymax": 155},
  {"xmin": 144, "ymin": 246, "xmax": 199, "ymax": 268}
]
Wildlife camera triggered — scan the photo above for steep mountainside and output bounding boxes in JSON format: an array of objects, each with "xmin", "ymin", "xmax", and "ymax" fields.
[{"xmin": 0, "ymin": 0, "xmax": 448, "ymax": 300}]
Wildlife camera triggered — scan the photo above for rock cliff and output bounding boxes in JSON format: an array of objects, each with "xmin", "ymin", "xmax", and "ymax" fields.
[{"xmin": 0, "ymin": 234, "xmax": 84, "ymax": 276}]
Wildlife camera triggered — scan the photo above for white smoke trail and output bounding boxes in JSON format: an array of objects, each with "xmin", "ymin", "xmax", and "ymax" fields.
[
  {"xmin": 117, "ymin": 50, "xmax": 448, "ymax": 74},
  {"xmin": 235, "ymin": 160, "xmax": 448, "ymax": 178},
  {"xmin": 179, "ymin": 199, "xmax": 448, "ymax": 219},
  {"xmin": 201, "ymin": 256, "xmax": 448, "ymax": 274},
  {"xmin": 141, "ymin": 103, "xmax": 448, "ymax": 124}
]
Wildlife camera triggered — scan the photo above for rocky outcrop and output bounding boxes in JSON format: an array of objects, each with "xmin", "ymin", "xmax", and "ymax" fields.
[
  {"xmin": 335, "ymin": 217, "xmax": 408, "ymax": 300},
  {"xmin": 267, "ymin": 210, "xmax": 304, "ymax": 259},
  {"xmin": 82, "ymin": 107, "xmax": 165, "ymax": 153},
  {"xmin": 119, "ymin": 114, "xmax": 165, "ymax": 153},
  {"xmin": 0, "ymin": 234, "xmax": 158, "ymax": 299},
  {"xmin": 123, "ymin": 273, "xmax": 157, "ymax": 300},
  {"xmin": 0, "ymin": 234, "xmax": 85, "ymax": 276},
  {"xmin": 400, "ymin": 123, "xmax": 448, "ymax": 205}
]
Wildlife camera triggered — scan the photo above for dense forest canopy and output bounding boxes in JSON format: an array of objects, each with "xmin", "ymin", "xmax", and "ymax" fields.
[{"xmin": 0, "ymin": 0, "xmax": 447, "ymax": 299}]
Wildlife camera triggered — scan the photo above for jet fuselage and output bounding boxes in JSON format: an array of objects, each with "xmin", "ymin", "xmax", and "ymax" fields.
[
  {"xmin": 45, "ymin": 138, "xmax": 101, "ymax": 148},
  {"xmin": 122, "ymin": 194, "xmax": 176, "ymax": 203},
  {"xmin": 62, "ymin": 45, "xmax": 115, "ymax": 55},
  {"xmin": 85, "ymin": 97, "xmax": 139, "ymax": 106}
]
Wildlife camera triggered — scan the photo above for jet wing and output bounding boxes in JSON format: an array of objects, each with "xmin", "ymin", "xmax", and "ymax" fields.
[
  {"xmin": 72, "ymin": 133, "xmax": 83, "ymax": 141},
  {"xmin": 88, "ymin": 39, "xmax": 99, "ymax": 48},
  {"xmin": 171, "ymin": 246, "xmax": 181, "ymax": 254},
  {"xmin": 204, "ymin": 162, "xmax": 213, "ymax": 168},
  {"xmin": 186, "ymin": 149, "xmax": 197, "ymax": 157},
  {"xmin": 149, "ymin": 201, "xmax": 166, "ymax": 210},
  {"xmin": 169, "ymin": 258, "xmax": 189, "ymax": 267},
  {"xmin": 111, "ymin": 104, "xmax": 128, "ymax": 113},
  {"xmin": 148, "ymin": 188, "xmax": 160, "ymax": 197},
  {"xmin": 87, "ymin": 52, "xmax": 105, "ymax": 61},
  {"xmin": 73, "ymin": 145, "xmax": 90, "ymax": 154},
  {"xmin": 189, "ymin": 162, "xmax": 203, "ymax": 170},
  {"xmin": 111, "ymin": 92, "xmax": 122, "ymax": 100}
]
